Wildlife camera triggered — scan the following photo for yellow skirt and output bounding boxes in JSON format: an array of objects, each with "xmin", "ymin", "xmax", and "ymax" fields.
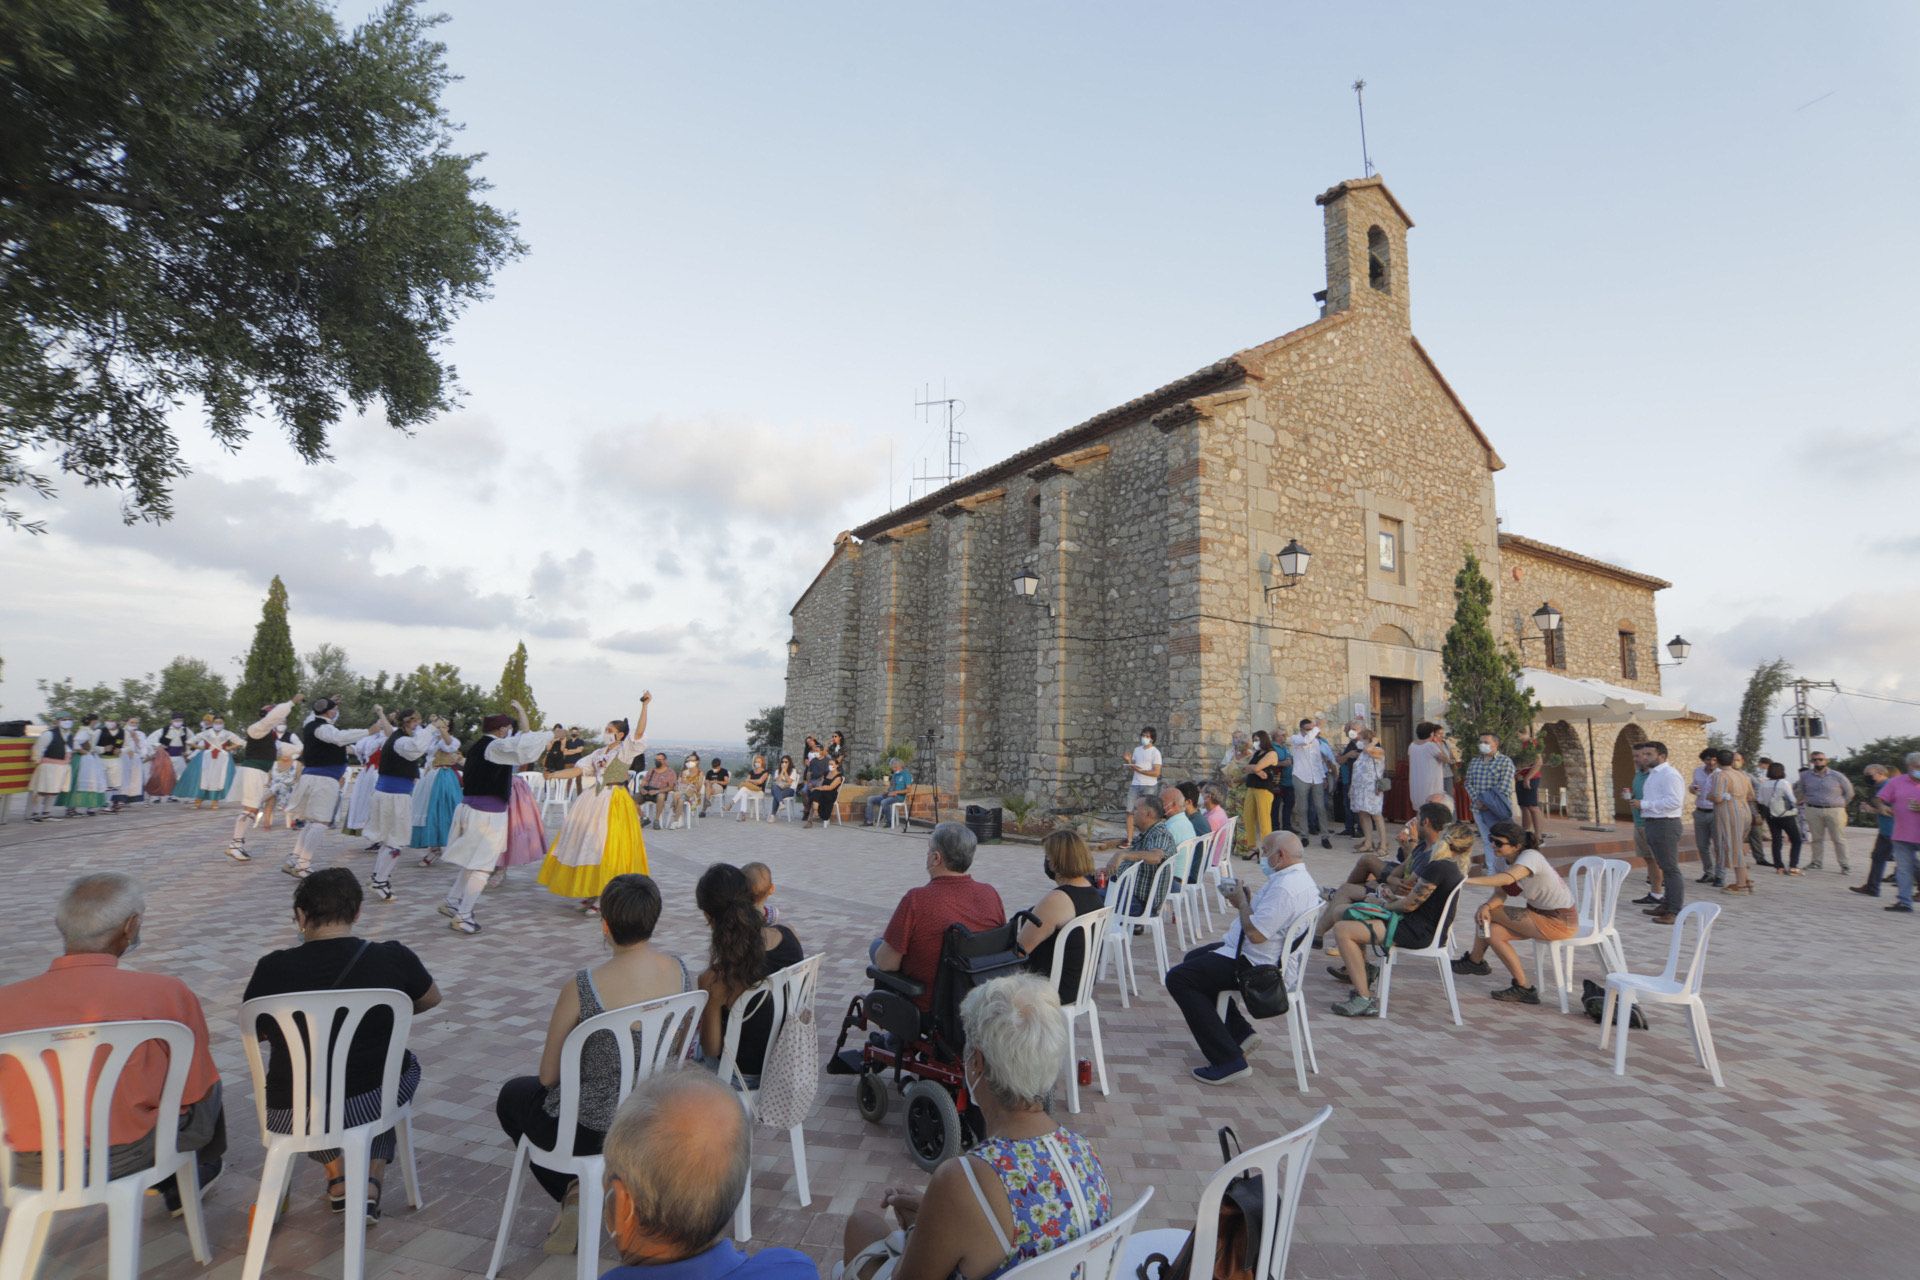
[{"xmin": 538, "ymin": 789, "xmax": 649, "ymax": 898}]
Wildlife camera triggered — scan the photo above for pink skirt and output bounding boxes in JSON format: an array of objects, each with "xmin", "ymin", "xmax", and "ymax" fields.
[{"xmin": 499, "ymin": 775, "xmax": 547, "ymax": 867}]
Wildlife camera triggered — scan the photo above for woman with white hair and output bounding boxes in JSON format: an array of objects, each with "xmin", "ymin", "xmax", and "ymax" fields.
[{"xmin": 840, "ymin": 974, "xmax": 1113, "ymax": 1280}]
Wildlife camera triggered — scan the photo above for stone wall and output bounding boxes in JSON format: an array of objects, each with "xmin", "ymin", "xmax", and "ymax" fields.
[
  {"xmin": 783, "ymin": 538, "xmax": 861, "ymax": 765},
  {"xmin": 1498, "ymin": 539, "xmax": 1667, "ymax": 694}
]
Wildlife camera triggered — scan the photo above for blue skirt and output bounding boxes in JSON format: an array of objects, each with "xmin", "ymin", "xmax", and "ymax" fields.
[
  {"xmin": 171, "ymin": 754, "xmax": 203, "ymax": 799},
  {"xmin": 411, "ymin": 769, "xmax": 463, "ymax": 847}
]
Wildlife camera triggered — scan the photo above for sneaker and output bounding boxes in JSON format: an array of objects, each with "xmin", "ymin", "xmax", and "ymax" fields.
[
  {"xmin": 1451, "ymin": 954, "xmax": 1492, "ymax": 976},
  {"xmin": 1330, "ymin": 994, "xmax": 1379, "ymax": 1018},
  {"xmin": 1192, "ymin": 1059, "xmax": 1251, "ymax": 1085},
  {"xmin": 368, "ymin": 878, "xmax": 394, "ymax": 902},
  {"xmin": 1696, "ymin": 873, "xmax": 1715, "ymax": 884},
  {"xmin": 1326, "ymin": 962, "xmax": 1379, "ymax": 987},
  {"xmin": 1631, "ymin": 893, "xmax": 1661, "ymax": 905},
  {"xmin": 450, "ymin": 914, "xmax": 482, "ymax": 934},
  {"xmin": 225, "ymin": 843, "xmax": 251, "ymax": 863},
  {"xmin": 281, "ymin": 861, "xmax": 308, "ymax": 880},
  {"xmin": 437, "ymin": 902, "xmax": 460, "ymax": 919},
  {"xmin": 1320, "ymin": 836, "xmax": 1332, "ymax": 849},
  {"xmin": 1886, "ymin": 903, "xmax": 1914, "ymax": 914},
  {"xmin": 1490, "ymin": 983, "xmax": 1541, "ymax": 1005},
  {"xmin": 159, "ymin": 1157, "xmax": 223, "ymax": 1216}
]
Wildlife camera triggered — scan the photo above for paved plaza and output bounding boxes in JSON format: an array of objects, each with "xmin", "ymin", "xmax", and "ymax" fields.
[{"xmin": 1, "ymin": 804, "xmax": 1915, "ymax": 1279}]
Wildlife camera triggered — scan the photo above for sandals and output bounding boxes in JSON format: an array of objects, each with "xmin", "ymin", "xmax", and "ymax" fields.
[
  {"xmin": 326, "ymin": 1175, "xmax": 348, "ymax": 1213},
  {"xmin": 366, "ymin": 1178, "xmax": 383, "ymax": 1224}
]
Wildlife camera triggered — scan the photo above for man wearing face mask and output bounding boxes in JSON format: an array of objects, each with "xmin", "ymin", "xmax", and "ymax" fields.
[
  {"xmin": 282, "ymin": 697, "xmax": 389, "ymax": 879},
  {"xmin": 1465, "ymin": 732, "xmax": 1518, "ymax": 872},
  {"xmin": 0, "ymin": 873, "xmax": 227, "ymax": 1213},
  {"xmin": 227, "ymin": 698, "xmax": 300, "ymax": 862},
  {"xmin": 28, "ymin": 713, "xmax": 76, "ymax": 821}
]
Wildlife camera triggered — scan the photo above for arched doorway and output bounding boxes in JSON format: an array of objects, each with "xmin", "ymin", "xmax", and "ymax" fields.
[
  {"xmin": 1611, "ymin": 723, "xmax": 1646, "ymax": 820},
  {"xmin": 1538, "ymin": 721, "xmax": 1587, "ymax": 820}
]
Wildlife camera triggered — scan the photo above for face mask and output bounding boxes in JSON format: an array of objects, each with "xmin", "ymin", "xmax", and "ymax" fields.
[
  {"xmin": 1346, "ymin": 729, "xmax": 1357, "ymax": 740},
  {"xmin": 963, "ymin": 1056, "xmax": 983, "ymax": 1104},
  {"xmin": 1140, "ymin": 737, "xmax": 1151, "ymax": 747},
  {"xmin": 1910, "ymin": 769, "xmax": 1920, "ymax": 780},
  {"xmin": 1479, "ymin": 743, "xmax": 1494, "ymax": 755},
  {"xmin": 106, "ymin": 721, "xmax": 119, "ymax": 730},
  {"xmin": 212, "ymin": 723, "xmax": 224, "ymax": 731},
  {"xmin": 58, "ymin": 720, "xmax": 73, "ymax": 730},
  {"xmin": 1042, "ymin": 857, "xmax": 1056, "ymax": 880},
  {"xmin": 171, "ymin": 719, "xmax": 184, "ymax": 726}
]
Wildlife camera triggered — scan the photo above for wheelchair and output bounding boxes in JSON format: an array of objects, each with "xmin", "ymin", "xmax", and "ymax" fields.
[{"xmin": 828, "ymin": 916, "xmax": 1030, "ymax": 1170}]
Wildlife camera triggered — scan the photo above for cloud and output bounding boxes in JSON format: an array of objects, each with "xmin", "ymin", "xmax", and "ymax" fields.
[
  {"xmin": 655, "ymin": 548, "xmax": 683, "ymax": 577},
  {"xmin": 529, "ymin": 549, "xmax": 597, "ymax": 610},
  {"xmin": 625, "ymin": 582, "xmax": 656, "ymax": 602},
  {"xmin": 601, "ymin": 625, "xmax": 686, "ymax": 654},
  {"xmin": 526, "ymin": 615, "xmax": 591, "ymax": 639}
]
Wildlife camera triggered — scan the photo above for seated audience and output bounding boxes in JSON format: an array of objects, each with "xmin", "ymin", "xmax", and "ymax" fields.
[
  {"xmin": 872, "ymin": 823, "xmax": 1005, "ymax": 1011},
  {"xmin": 842, "ymin": 975, "xmax": 1112, "ymax": 1280},
  {"xmin": 1165, "ymin": 833, "xmax": 1318, "ymax": 1084},
  {"xmin": 803, "ymin": 758, "xmax": 844, "ymax": 828},
  {"xmin": 1102, "ymin": 793, "xmax": 1176, "ymax": 915},
  {"xmin": 599, "ymin": 1072, "xmax": 816, "ymax": 1280},
  {"xmin": 639, "ymin": 754, "xmax": 679, "ymax": 829},
  {"xmin": 242, "ymin": 868, "xmax": 441, "ymax": 1221},
  {"xmin": 699, "ymin": 759, "xmax": 730, "ymax": 817},
  {"xmin": 730, "ymin": 755, "xmax": 771, "ymax": 820},
  {"xmin": 1313, "ymin": 801, "xmax": 1451, "ymax": 942},
  {"xmin": 1450, "ymin": 824, "xmax": 1578, "ymax": 1004},
  {"xmin": 1160, "ymin": 784, "xmax": 1198, "ymax": 849},
  {"xmin": 677, "ymin": 754, "xmax": 704, "ymax": 818},
  {"xmin": 695, "ymin": 864, "xmax": 803, "ymax": 1084},
  {"xmin": 1325, "ymin": 821, "xmax": 1473, "ymax": 1019},
  {"xmin": 741, "ymin": 861, "xmax": 781, "ymax": 924},
  {"xmin": 1198, "ymin": 782, "xmax": 1230, "ymax": 836},
  {"xmin": 1018, "ymin": 830, "xmax": 1105, "ymax": 1001},
  {"xmin": 0, "ymin": 873, "xmax": 225, "ymax": 1213},
  {"xmin": 863, "ymin": 757, "xmax": 915, "ymax": 827},
  {"xmin": 769, "ymin": 755, "xmax": 799, "ymax": 819},
  {"xmin": 496, "ymin": 874, "xmax": 687, "ymax": 1254}
]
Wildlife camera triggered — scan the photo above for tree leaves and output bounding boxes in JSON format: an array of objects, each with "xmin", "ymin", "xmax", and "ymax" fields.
[{"xmin": 1441, "ymin": 549, "xmax": 1539, "ymax": 749}]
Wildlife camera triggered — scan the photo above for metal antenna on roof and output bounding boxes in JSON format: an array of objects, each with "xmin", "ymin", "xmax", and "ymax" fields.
[
  {"xmin": 911, "ymin": 380, "xmax": 967, "ymax": 498},
  {"xmin": 1353, "ymin": 79, "xmax": 1374, "ymax": 177}
]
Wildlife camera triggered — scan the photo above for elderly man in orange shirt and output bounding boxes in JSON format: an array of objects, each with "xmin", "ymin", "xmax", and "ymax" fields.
[{"xmin": 0, "ymin": 873, "xmax": 226, "ymax": 1215}]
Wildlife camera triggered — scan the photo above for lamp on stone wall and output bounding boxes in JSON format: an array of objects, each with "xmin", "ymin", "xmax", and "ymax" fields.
[
  {"xmin": 1011, "ymin": 566, "xmax": 1055, "ymax": 617},
  {"xmin": 1261, "ymin": 538, "xmax": 1311, "ymax": 605},
  {"xmin": 1531, "ymin": 601, "xmax": 1563, "ymax": 634},
  {"xmin": 786, "ymin": 636, "xmax": 800, "ymax": 659},
  {"xmin": 1654, "ymin": 634, "xmax": 1691, "ymax": 668}
]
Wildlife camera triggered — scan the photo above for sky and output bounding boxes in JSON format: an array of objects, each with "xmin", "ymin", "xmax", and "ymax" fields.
[{"xmin": 4, "ymin": 1, "xmax": 1918, "ymax": 758}]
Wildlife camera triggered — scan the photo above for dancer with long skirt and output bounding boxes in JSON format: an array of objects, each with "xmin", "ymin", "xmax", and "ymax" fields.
[
  {"xmin": 189, "ymin": 713, "xmax": 243, "ymax": 810},
  {"xmin": 60, "ymin": 714, "xmax": 112, "ymax": 816},
  {"xmin": 366, "ymin": 710, "xmax": 442, "ymax": 900},
  {"xmin": 171, "ymin": 714, "xmax": 215, "ymax": 803},
  {"xmin": 439, "ymin": 701, "xmax": 552, "ymax": 935},
  {"xmin": 408, "ymin": 719, "xmax": 462, "ymax": 865},
  {"xmin": 228, "ymin": 698, "xmax": 297, "ymax": 862},
  {"xmin": 538, "ymin": 693, "xmax": 652, "ymax": 914},
  {"xmin": 494, "ymin": 772, "xmax": 548, "ymax": 886},
  {"xmin": 146, "ymin": 713, "xmax": 189, "ymax": 801},
  {"xmin": 28, "ymin": 715, "xmax": 73, "ymax": 822},
  {"xmin": 282, "ymin": 699, "xmax": 388, "ymax": 879},
  {"xmin": 343, "ymin": 730, "xmax": 385, "ymax": 838},
  {"xmin": 110, "ymin": 715, "xmax": 147, "ymax": 811}
]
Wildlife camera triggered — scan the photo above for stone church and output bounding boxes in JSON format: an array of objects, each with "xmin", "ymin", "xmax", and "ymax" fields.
[{"xmin": 783, "ymin": 175, "xmax": 1706, "ymax": 820}]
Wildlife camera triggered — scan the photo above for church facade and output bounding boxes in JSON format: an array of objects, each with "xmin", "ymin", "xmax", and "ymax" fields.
[{"xmin": 783, "ymin": 176, "xmax": 1705, "ymax": 817}]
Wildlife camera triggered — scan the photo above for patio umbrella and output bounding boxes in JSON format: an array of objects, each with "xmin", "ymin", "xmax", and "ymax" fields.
[{"xmin": 1518, "ymin": 670, "xmax": 1658, "ymax": 829}]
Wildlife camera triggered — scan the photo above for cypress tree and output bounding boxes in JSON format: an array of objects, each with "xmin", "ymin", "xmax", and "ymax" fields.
[
  {"xmin": 1441, "ymin": 550, "xmax": 1537, "ymax": 747},
  {"xmin": 231, "ymin": 576, "xmax": 299, "ymax": 719},
  {"xmin": 491, "ymin": 640, "xmax": 541, "ymax": 728}
]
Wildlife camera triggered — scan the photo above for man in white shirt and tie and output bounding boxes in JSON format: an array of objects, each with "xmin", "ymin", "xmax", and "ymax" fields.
[{"xmin": 1634, "ymin": 741, "xmax": 1687, "ymax": 923}]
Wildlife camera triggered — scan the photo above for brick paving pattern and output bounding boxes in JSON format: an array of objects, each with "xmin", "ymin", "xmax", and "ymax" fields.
[{"xmin": 1, "ymin": 805, "xmax": 1915, "ymax": 1278}]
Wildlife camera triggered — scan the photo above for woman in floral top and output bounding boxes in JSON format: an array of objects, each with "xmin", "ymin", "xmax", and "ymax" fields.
[{"xmin": 841, "ymin": 976, "xmax": 1112, "ymax": 1280}]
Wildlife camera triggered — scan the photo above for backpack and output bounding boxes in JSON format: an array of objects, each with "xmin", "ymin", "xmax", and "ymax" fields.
[
  {"xmin": 1135, "ymin": 1127, "xmax": 1264, "ymax": 1280},
  {"xmin": 1581, "ymin": 979, "xmax": 1649, "ymax": 1030}
]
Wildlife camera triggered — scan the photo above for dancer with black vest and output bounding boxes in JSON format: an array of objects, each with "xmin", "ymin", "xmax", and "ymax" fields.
[
  {"xmin": 282, "ymin": 698, "xmax": 389, "ymax": 879},
  {"xmin": 28, "ymin": 715, "xmax": 73, "ymax": 821},
  {"xmin": 367, "ymin": 710, "xmax": 441, "ymax": 900},
  {"xmin": 227, "ymin": 697, "xmax": 298, "ymax": 862},
  {"xmin": 61, "ymin": 713, "xmax": 112, "ymax": 816},
  {"xmin": 146, "ymin": 713, "xmax": 190, "ymax": 801},
  {"xmin": 95, "ymin": 717, "xmax": 126, "ymax": 812},
  {"xmin": 112, "ymin": 715, "xmax": 148, "ymax": 810},
  {"xmin": 439, "ymin": 700, "xmax": 553, "ymax": 934}
]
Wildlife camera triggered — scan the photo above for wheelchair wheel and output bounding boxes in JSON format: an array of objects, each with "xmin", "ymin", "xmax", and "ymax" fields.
[
  {"xmin": 856, "ymin": 1072, "xmax": 889, "ymax": 1123},
  {"xmin": 902, "ymin": 1079, "xmax": 962, "ymax": 1171}
]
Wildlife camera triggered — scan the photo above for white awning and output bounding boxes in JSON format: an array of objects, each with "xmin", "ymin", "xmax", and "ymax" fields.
[{"xmin": 1519, "ymin": 669, "xmax": 1696, "ymax": 722}]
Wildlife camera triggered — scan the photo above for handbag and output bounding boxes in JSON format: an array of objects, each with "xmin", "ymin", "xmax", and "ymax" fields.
[
  {"xmin": 1135, "ymin": 1126, "xmax": 1265, "ymax": 1280},
  {"xmin": 753, "ymin": 996, "xmax": 820, "ymax": 1131},
  {"xmin": 1766, "ymin": 784, "xmax": 1796, "ymax": 819},
  {"xmin": 1231, "ymin": 931, "xmax": 1288, "ymax": 1020}
]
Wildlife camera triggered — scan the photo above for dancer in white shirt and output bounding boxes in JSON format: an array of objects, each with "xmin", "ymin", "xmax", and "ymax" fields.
[
  {"xmin": 282, "ymin": 698, "xmax": 389, "ymax": 879},
  {"xmin": 27, "ymin": 716, "xmax": 75, "ymax": 821},
  {"xmin": 439, "ymin": 701, "xmax": 553, "ymax": 934},
  {"xmin": 366, "ymin": 710, "xmax": 442, "ymax": 899},
  {"xmin": 227, "ymin": 699, "xmax": 297, "ymax": 862},
  {"xmin": 111, "ymin": 716, "xmax": 148, "ymax": 810}
]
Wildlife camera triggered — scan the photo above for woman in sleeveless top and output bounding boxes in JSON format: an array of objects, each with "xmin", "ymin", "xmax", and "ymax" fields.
[
  {"xmin": 1018, "ymin": 831, "xmax": 1105, "ymax": 1004},
  {"xmin": 694, "ymin": 864, "xmax": 803, "ymax": 1084},
  {"xmin": 1709, "ymin": 749, "xmax": 1757, "ymax": 893},
  {"xmin": 496, "ymin": 875, "xmax": 688, "ymax": 1255},
  {"xmin": 1240, "ymin": 730, "xmax": 1280, "ymax": 851},
  {"xmin": 841, "ymin": 975, "xmax": 1112, "ymax": 1280}
]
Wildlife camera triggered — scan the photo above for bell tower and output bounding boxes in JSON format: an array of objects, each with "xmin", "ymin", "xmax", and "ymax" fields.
[{"xmin": 1315, "ymin": 176, "xmax": 1413, "ymax": 331}]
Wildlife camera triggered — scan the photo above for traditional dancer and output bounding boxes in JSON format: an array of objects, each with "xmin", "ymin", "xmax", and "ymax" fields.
[
  {"xmin": 439, "ymin": 701, "xmax": 553, "ymax": 934},
  {"xmin": 111, "ymin": 715, "xmax": 148, "ymax": 810},
  {"xmin": 189, "ymin": 713, "xmax": 244, "ymax": 809},
  {"xmin": 227, "ymin": 698, "xmax": 298, "ymax": 862},
  {"xmin": 282, "ymin": 699, "xmax": 388, "ymax": 879},
  {"xmin": 342, "ymin": 729, "xmax": 385, "ymax": 839},
  {"xmin": 95, "ymin": 716, "xmax": 126, "ymax": 812},
  {"xmin": 538, "ymin": 693, "xmax": 651, "ymax": 913},
  {"xmin": 60, "ymin": 714, "xmax": 112, "ymax": 816},
  {"xmin": 494, "ymin": 769, "xmax": 549, "ymax": 884},
  {"xmin": 171, "ymin": 713, "xmax": 213, "ymax": 803},
  {"xmin": 366, "ymin": 710, "xmax": 443, "ymax": 900},
  {"xmin": 258, "ymin": 721, "xmax": 302, "ymax": 831},
  {"xmin": 28, "ymin": 715, "xmax": 73, "ymax": 821},
  {"xmin": 409, "ymin": 720, "xmax": 463, "ymax": 865},
  {"xmin": 146, "ymin": 713, "xmax": 189, "ymax": 801}
]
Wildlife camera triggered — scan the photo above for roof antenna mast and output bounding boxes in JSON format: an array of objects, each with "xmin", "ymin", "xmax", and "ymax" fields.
[
  {"xmin": 1353, "ymin": 79, "xmax": 1374, "ymax": 177},
  {"xmin": 912, "ymin": 381, "xmax": 966, "ymax": 498}
]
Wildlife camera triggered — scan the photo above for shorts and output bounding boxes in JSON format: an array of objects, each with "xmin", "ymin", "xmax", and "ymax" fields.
[
  {"xmin": 1503, "ymin": 905, "xmax": 1579, "ymax": 940},
  {"xmin": 235, "ymin": 765, "xmax": 271, "ymax": 810}
]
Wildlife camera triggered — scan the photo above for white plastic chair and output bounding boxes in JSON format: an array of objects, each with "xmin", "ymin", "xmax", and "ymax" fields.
[
  {"xmin": 1042, "ymin": 907, "xmax": 1112, "ymax": 1114},
  {"xmin": 714, "ymin": 954, "xmax": 824, "ymax": 1242},
  {"xmin": 0, "ymin": 1020, "xmax": 213, "ymax": 1280},
  {"xmin": 485, "ymin": 989, "xmax": 706, "ymax": 1280},
  {"xmin": 237, "ymin": 989, "xmax": 424, "ymax": 1280},
  {"xmin": 732, "ymin": 789, "xmax": 768, "ymax": 821},
  {"xmin": 1599, "ymin": 901, "xmax": 1723, "ymax": 1086},
  {"xmin": 1532, "ymin": 856, "xmax": 1631, "ymax": 1013},
  {"xmin": 672, "ymin": 792, "xmax": 702, "ymax": 829},
  {"xmin": 1120, "ymin": 1108, "xmax": 1330, "ymax": 1280},
  {"xmin": 1375, "ymin": 878, "xmax": 1468, "ymax": 1025},
  {"xmin": 1196, "ymin": 818, "xmax": 1237, "ymax": 933},
  {"xmin": 1098, "ymin": 861, "xmax": 1178, "ymax": 1007},
  {"xmin": 1165, "ymin": 836, "xmax": 1206, "ymax": 950},
  {"xmin": 998, "ymin": 1188, "xmax": 1154, "ymax": 1280},
  {"xmin": 1213, "ymin": 908, "xmax": 1319, "ymax": 1091},
  {"xmin": 538, "ymin": 774, "xmax": 572, "ymax": 830}
]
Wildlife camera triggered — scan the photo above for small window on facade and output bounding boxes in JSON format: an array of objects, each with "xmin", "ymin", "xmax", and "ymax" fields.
[
  {"xmin": 1545, "ymin": 626, "xmax": 1567, "ymax": 671},
  {"xmin": 1377, "ymin": 528, "xmax": 1397, "ymax": 572},
  {"xmin": 1367, "ymin": 226, "xmax": 1391, "ymax": 293},
  {"xmin": 1027, "ymin": 494, "xmax": 1042, "ymax": 547},
  {"xmin": 1619, "ymin": 631, "xmax": 1638, "ymax": 680}
]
